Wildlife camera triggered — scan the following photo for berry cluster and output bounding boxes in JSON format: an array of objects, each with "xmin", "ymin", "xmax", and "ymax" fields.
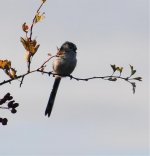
[
  {"xmin": 8, "ymin": 100, "xmax": 19, "ymax": 114},
  {"xmin": 0, "ymin": 93, "xmax": 13, "ymax": 104},
  {"xmin": 0, "ymin": 93, "xmax": 19, "ymax": 126},
  {"xmin": 0, "ymin": 118, "xmax": 8, "ymax": 125}
]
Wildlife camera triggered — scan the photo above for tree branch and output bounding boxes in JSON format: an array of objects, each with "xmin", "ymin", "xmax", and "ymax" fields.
[{"xmin": 0, "ymin": 61, "xmax": 142, "ymax": 94}]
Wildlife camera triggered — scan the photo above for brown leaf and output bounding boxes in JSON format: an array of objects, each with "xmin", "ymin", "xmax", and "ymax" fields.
[
  {"xmin": 20, "ymin": 37, "xmax": 40, "ymax": 55},
  {"xmin": 0, "ymin": 60, "xmax": 11, "ymax": 70},
  {"xmin": 9, "ymin": 68, "xmax": 17, "ymax": 79}
]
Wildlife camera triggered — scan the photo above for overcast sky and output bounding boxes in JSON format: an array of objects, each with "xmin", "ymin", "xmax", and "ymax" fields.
[{"xmin": 0, "ymin": 0, "xmax": 149, "ymax": 156}]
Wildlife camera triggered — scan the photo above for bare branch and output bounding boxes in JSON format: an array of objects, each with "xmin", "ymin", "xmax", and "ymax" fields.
[{"xmin": 0, "ymin": 62, "xmax": 142, "ymax": 94}]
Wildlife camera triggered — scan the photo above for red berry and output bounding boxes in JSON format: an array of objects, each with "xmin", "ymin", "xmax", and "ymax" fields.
[
  {"xmin": 0, "ymin": 99, "xmax": 6, "ymax": 105},
  {"xmin": 2, "ymin": 118, "xmax": 8, "ymax": 125},
  {"xmin": 11, "ymin": 109, "xmax": 17, "ymax": 114},
  {"xmin": 12, "ymin": 103, "xmax": 19, "ymax": 108},
  {"xmin": 8, "ymin": 100, "xmax": 15, "ymax": 108},
  {"xmin": 7, "ymin": 96, "xmax": 13, "ymax": 100}
]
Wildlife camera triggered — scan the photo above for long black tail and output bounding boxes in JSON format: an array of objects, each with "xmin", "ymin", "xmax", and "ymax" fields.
[{"xmin": 45, "ymin": 77, "xmax": 61, "ymax": 117}]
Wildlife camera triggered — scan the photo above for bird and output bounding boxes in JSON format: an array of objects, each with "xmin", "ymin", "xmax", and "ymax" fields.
[{"xmin": 45, "ymin": 41, "xmax": 77, "ymax": 117}]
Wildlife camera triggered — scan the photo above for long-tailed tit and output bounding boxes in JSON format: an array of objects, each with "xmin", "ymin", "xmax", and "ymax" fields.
[{"xmin": 45, "ymin": 41, "xmax": 77, "ymax": 117}]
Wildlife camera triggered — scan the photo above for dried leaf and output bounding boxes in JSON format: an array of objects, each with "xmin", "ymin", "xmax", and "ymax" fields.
[
  {"xmin": 20, "ymin": 37, "xmax": 30, "ymax": 51},
  {"xmin": 116, "ymin": 67, "xmax": 123, "ymax": 73},
  {"xmin": 35, "ymin": 12, "xmax": 45, "ymax": 24},
  {"xmin": 20, "ymin": 37, "xmax": 40, "ymax": 55},
  {"xmin": 0, "ymin": 60, "xmax": 11, "ymax": 70},
  {"xmin": 10, "ymin": 68, "xmax": 17, "ymax": 79},
  {"xmin": 42, "ymin": 0, "xmax": 46, "ymax": 3},
  {"xmin": 110, "ymin": 64, "xmax": 117, "ymax": 72},
  {"xmin": 25, "ymin": 51, "xmax": 31, "ymax": 62},
  {"xmin": 47, "ymin": 53, "xmax": 52, "ymax": 56},
  {"xmin": 133, "ymin": 77, "xmax": 142, "ymax": 81},
  {"xmin": 130, "ymin": 65, "xmax": 136, "ymax": 76}
]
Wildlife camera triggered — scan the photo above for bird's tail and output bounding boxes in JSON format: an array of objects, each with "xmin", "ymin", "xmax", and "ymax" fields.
[{"xmin": 45, "ymin": 77, "xmax": 61, "ymax": 117}]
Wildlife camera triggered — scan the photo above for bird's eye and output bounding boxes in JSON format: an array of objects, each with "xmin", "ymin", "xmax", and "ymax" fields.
[{"xmin": 69, "ymin": 46, "xmax": 73, "ymax": 50}]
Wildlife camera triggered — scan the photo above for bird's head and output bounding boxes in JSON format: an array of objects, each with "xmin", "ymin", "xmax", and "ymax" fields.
[{"xmin": 60, "ymin": 41, "xmax": 77, "ymax": 53}]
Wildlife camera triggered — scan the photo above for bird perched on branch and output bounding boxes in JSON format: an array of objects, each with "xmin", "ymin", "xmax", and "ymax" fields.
[{"xmin": 45, "ymin": 41, "xmax": 77, "ymax": 117}]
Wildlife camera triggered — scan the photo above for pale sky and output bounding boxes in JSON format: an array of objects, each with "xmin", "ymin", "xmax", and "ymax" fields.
[{"xmin": 0, "ymin": 0, "xmax": 149, "ymax": 156}]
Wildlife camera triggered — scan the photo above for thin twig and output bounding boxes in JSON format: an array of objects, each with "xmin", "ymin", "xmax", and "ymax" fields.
[
  {"xmin": 29, "ymin": 1, "xmax": 45, "ymax": 40},
  {"xmin": 20, "ymin": 75, "xmax": 25, "ymax": 87},
  {"xmin": 0, "ymin": 106, "xmax": 9, "ymax": 110},
  {"xmin": 39, "ymin": 55, "xmax": 57, "ymax": 69}
]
